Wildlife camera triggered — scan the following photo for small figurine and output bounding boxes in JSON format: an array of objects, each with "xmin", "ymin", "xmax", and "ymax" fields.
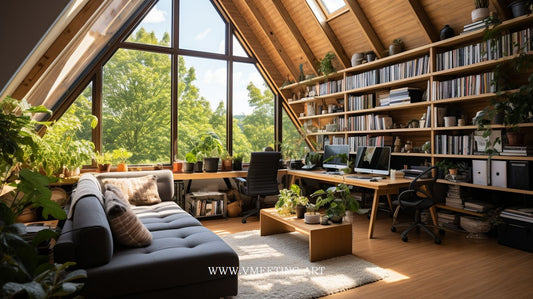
[{"xmin": 394, "ymin": 136, "xmax": 402, "ymax": 152}]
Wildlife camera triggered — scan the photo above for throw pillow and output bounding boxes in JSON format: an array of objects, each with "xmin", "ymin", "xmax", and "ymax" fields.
[
  {"xmin": 101, "ymin": 175, "xmax": 161, "ymax": 206},
  {"xmin": 104, "ymin": 188, "xmax": 152, "ymax": 247}
]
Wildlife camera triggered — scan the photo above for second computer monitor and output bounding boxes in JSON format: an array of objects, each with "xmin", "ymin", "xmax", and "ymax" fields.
[
  {"xmin": 322, "ymin": 144, "xmax": 350, "ymax": 171},
  {"xmin": 354, "ymin": 146, "xmax": 391, "ymax": 176}
]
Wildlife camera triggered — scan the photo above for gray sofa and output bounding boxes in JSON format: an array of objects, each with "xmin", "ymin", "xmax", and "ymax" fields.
[{"xmin": 54, "ymin": 170, "xmax": 239, "ymax": 298}]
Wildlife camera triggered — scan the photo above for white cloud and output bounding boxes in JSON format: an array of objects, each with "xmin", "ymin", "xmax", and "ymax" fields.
[
  {"xmin": 218, "ymin": 40, "xmax": 225, "ymax": 53},
  {"xmin": 204, "ymin": 68, "xmax": 226, "ymax": 85},
  {"xmin": 143, "ymin": 7, "xmax": 166, "ymax": 24},
  {"xmin": 196, "ymin": 28, "xmax": 212, "ymax": 40},
  {"xmin": 247, "ymin": 72, "xmax": 264, "ymax": 88}
]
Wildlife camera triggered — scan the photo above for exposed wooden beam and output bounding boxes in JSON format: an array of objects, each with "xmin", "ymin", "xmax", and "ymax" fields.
[
  {"xmin": 491, "ymin": 0, "xmax": 511, "ymax": 21},
  {"xmin": 244, "ymin": 0, "xmax": 299, "ymax": 82},
  {"xmin": 271, "ymin": 0, "xmax": 318, "ymax": 76},
  {"xmin": 344, "ymin": 0, "xmax": 385, "ymax": 59},
  {"xmin": 214, "ymin": 0, "xmax": 285, "ymax": 86},
  {"xmin": 302, "ymin": 2, "xmax": 349, "ymax": 68},
  {"xmin": 11, "ymin": 0, "xmax": 104, "ymax": 100},
  {"xmin": 407, "ymin": 0, "xmax": 439, "ymax": 43}
]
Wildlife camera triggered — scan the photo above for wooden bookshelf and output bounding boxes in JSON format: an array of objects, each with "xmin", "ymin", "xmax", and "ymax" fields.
[{"xmin": 280, "ymin": 15, "xmax": 533, "ymax": 212}]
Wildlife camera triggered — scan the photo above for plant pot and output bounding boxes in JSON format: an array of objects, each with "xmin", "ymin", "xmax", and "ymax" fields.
[
  {"xmin": 449, "ymin": 168, "xmax": 458, "ymax": 176},
  {"xmin": 203, "ymin": 157, "xmax": 219, "ymax": 173},
  {"xmin": 194, "ymin": 161, "xmax": 204, "ymax": 173},
  {"xmin": 222, "ymin": 159, "xmax": 232, "ymax": 171},
  {"xmin": 509, "ymin": 0, "xmax": 531, "ymax": 18},
  {"xmin": 98, "ymin": 163, "xmax": 111, "ymax": 172},
  {"xmin": 328, "ymin": 213, "xmax": 344, "ymax": 224},
  {"xmin": 366, "ymin": 51, "xmax": 376, "ymax": 62},
  {"xmin": 389, "ymin": 43, "xmax": 402, "ymax": 55},
  {"xmin": 290, "ymin": 159, "xmax": 304, "ymax": 170},
  {"xmin": 471, "ymin": 8, "xmax": 489, "ymax": 22},
  {"xmin": 183, "ymin": 162, "xmax": 194, "ymax": 173},
  {"xmin": 64, "ymin": 167, "xmax": 80, "ymax": 177},
  {"xmin": 506, "ymin": 131, "xmax": 524, "ymax": 146},
  {"xmin": 345, "ymin": 210, "xmax": 355, "ymax": 224},
  {"xmin": 351, "ymin": 53, "xmax": 364, "ymax": 66},
  {"xmin": 173, "ymin": 161, "xmax": 183, "ymax": 172},
  {"xmin": 304, "ymin": 213, "xmax": 320, "ymax": 224},
  {"xmin": 233, "ymin": 160, "xmax": 243, "ymax": 171},
  {"xmin": 16, "ymin": 207, "xmax": 38, "ymax": 223},
  {"xmin": 296, "ymin": 205, "xmax": 306, "ymax": 219},
  {"xmin": 440, "ymin": 24, "xmax": 454, "ymax": 40},
  {"xmin": 117, "ymin": 163, "xmax": 128, "ymax": 172}
]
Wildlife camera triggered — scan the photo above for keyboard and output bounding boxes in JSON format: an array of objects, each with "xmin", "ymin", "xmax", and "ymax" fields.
[{"xmin": 323, "ymin": 171, "xmax": 343, "ymax": 175}]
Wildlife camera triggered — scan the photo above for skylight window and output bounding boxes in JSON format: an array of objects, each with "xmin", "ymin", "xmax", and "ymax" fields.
[{"xmin": 319, "ymin": 0, "xmax": 346, "ymax": 14}]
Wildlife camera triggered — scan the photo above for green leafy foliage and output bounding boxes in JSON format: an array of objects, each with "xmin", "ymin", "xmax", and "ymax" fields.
[
  {"xmin": 275, "ymin": 184, "xmax": 309, "ymax": 215},
  {"xmin": 311, "ymin": 184, "xmax": 360, "ymax": 218}
]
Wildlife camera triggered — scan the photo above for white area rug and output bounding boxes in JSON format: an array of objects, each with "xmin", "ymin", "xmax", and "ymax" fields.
[{"xmin": 222, "ymin": 230, "xmax": 388, "ymax": 299}]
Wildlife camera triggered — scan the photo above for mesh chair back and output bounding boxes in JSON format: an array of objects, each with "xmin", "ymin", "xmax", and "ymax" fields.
[{"xmin": 245, "ymin": 151, "xmax": 281, "ymax": 197}]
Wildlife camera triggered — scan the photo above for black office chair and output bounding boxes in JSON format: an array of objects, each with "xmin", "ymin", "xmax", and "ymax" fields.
[
  {"xmin": 236, "ymin": 151, "xmax": 281, "ymax": 223},
  {"xmin": 391, "ymin": 166, "xmax": 442, "ymax": 244}
]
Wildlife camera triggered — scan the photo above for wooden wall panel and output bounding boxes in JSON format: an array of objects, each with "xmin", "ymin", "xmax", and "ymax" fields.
[
  {"xmin": 359, "ymin": 0, "xmax": 427, "ymax": 52},
  {"xmin": 328, "ymin": 13, "xmax": 369, "ymax": 63},
  {"xmin": 421, "ymin": 0, "xmax": 485, "ymax": 38}
]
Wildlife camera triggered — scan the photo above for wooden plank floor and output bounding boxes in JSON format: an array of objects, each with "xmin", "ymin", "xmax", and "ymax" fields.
[{"xmin": 202, "ymin": 211, "xmax": 533, "ymax": 299}]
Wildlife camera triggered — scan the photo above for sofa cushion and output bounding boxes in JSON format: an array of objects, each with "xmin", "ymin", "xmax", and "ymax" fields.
[
  {"xmin": 105, "ymin": 187, "xmax": 152, "ymax": 247},
  {"xmin": 132, "ymin": 201, "xmax": 203, "ymax": 231},
  {"xmin": 82, "ymin": 226, "xmax": 239, "ymax": 298},
  {"xmin": 101, "ymin": 175, "xmax": 161, "ymax": 206},
  {"xmin": 96, "ymin": 170, "xmax": 174, "ymax": 202}
]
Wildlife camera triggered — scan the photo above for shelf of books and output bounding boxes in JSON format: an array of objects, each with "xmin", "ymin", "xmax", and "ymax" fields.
[
  {"xmin": 280, "ymin": 14, "xmax": 533, "ymax": 201},
  {"xmin": 185, "ymin": 192, "xmax": 227, "ymax": 218}
]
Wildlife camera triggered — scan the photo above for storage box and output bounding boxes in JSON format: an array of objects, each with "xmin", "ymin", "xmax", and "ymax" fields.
[
  {"xmin": 472, "ymin": 160, "xmax": 488, "ymax": 186},
  {"xmin": 498, "ymin": 217, "xmax": 533, "ymax": 252},
  {"xmin": 490, "ymin": 160, "xmax": 507, "ymax": 188},
  {"xmin": 507, "ymin": 161, "xmax": 532, "ymax": 190},
  {"xmin": 185, "ymin": 192, "xmax": 227, "ymax": 218}
]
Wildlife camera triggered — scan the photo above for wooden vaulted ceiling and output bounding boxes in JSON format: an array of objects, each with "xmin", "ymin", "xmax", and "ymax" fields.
[
  {"xmin": 4, "ymin": 0, "xmax": 516, "ymax": 112},
  {"xmin": 215, "ymin": 0, "xmax": 512, "ymax": 90}
]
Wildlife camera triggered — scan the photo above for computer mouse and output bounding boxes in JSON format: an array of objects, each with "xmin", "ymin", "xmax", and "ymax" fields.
[{"xmin": 370, "ymin": 178, "xmax": 378, "ymax": 182}]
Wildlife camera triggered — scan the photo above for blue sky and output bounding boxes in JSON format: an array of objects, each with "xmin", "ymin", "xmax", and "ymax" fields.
[{"xmin": 128, "ymin": 0, "xmax": 265, "ymax": 115}]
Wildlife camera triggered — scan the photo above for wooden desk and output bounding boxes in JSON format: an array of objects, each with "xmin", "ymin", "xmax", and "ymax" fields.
[{"xmin": 286, "ymin": 170, "xmax": 435, "ymax": 239}]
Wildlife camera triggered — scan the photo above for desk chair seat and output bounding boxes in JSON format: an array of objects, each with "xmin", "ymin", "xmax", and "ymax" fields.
[
  {"xmin": 391, "ymin": 166, "xmax": 442, "ymax": 244},
  {"xmin": 235, "ymin": 152, "xmax": 281, "ymax": 223}
]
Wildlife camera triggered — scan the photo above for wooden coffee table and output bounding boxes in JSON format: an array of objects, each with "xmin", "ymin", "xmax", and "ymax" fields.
[{"xmin": 260, "ymin": 208, "xmax": 352, "ymax": 262}]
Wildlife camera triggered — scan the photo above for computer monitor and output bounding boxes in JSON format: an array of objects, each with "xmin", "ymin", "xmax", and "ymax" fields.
[
  {"xmin": 322, "ymin": 144, "xmax": 350, "ymax": 171},
  {"xmin": 354, "ymin": 146, "xmax": 391, "ymax": 176}
]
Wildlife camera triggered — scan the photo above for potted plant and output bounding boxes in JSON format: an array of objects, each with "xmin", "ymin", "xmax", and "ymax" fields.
[
  {"xmin": 389, "ymin": 39, "xmax": 404, "ymax": 55},
  {"xmin": 233, "ymin": 154, "xmax": 244, "ymax": 170},
  {"xmin": 112, "ymin": 148, "xmax": 133, "ymax": 172},
  {"xmin": 508, "ymin": 0, "xmax": 532, "ymax": 18},
  {"xmin": 0, "ymin": 97, "xmax": 86, "ymax": 297},
  {"xmin": 221, "ymin": 150, "xmax": 233, "ymax": 171},
  {"xmin": 436, "ymin": 159, "xmax": 456, "ymax": 179},
  {"xmin": 317, "ymin": 52, "xmax": 336, "ymax": 78},
  {"xmin": 311, "ymin": 184, "xmax": 360, "ymax": 224},
  {"xmin": 183, "ymin": 152, "xmax": 196, "ymax": 173},
  {"xmin": 189, "ymin": 132, "xmax": 224, "ymax": 173},
  {"xmin": 95, "ymin": 151, "xmax": 113, "ymax": 172},
  {"xmin": 304, "ymin": 203, "xmax": 321, "ymax": 224},
  {"xmin": 274, "ymin": 184, "xmax": 308, "ymax": 218},
  {"xmin": 472, "ymin": 0, "xmax": 490, "ymax": 22},
  {"xmin": 477, "ymin": 24, "xmax": 533, "ymax": 147}
]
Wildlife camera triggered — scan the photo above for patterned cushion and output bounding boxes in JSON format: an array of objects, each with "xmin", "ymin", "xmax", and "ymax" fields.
[
  {"xmin": 104, "ymin": 186, "xmax": 152, "ymax": 247},
  {"xmin": 101, "ymin": 175, "xmax": 161, "ymax": 206}
]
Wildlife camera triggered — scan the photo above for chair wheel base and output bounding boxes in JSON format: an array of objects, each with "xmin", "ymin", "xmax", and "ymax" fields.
[
  {"xmin": 391, "ymin": 226, "xmax": 397, "ymax": 232},
  {"xmin": 435, "ymin": 238, "xmax": 442, "ymax": 244},
  {"xmin": 401, "ymin": 236, "xmax": 408, "ymax": 242},
  {"xmin": 241, "ymin": 218, "xmax": 247, "ymax": 224}
]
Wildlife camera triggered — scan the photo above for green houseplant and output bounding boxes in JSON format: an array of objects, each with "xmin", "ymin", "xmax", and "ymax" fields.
[
  {"xmin": 95, "ymin": 151, "xmax": 113, "ymax": 172},
  {"xmin": 189, "ymin": 132, "xmax": 224, "ymax": 173},
  {"xmin": 476, "ymin": 22, "xmax": 533, "ymax": 147},
  {"xmin": 183, "ymin": 152, "xmax": 196, "ymax": 173},
  {"xmin": 274, "ymin": 184, "xmax": 308, "ymax": 217},
  {"xmin": 111, "ymin": 148, "xmax": 132, "ymax": 172},
  {"xmin": 317, "ymin": 52, "xmax": 336, "ymax": 78},
  {"xmin": 311, "ymin": 184, "xmax": 360, "ymax": 223},
  {"xmin": 0, "ymin": 97, "xmax": 86, "ymax": 297}
]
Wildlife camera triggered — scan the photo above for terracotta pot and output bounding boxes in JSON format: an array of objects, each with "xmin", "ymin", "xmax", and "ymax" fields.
[
  {"xmin": 98, "ymin": 163, "xmax": 111, "ymax": 172},
  {"xmin": 16, "ymin": 207, "xmax": 38, "ymax": 223},
  {"xmin": 173, "ymin": 161, "xmax": 183, "ymax": 172},
  {"xmin": 449, "ymin": 168, "xmax": 458, "ymax": 176},
  {"xmin": 117, "ymin": 163, "xmax": 128, "ymax": 172},
  {"xmin": 222, "ymin": 159, "xmax": 232, "ymax": 171},
  {"xmin": 507, "ymin": 131, "xmax": 524, "ymax": 146}
]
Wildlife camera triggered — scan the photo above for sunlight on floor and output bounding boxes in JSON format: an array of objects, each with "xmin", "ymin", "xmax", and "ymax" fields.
[{"xmin": 367, "ymin": 267, "xmax": 410, "ymax": 283}]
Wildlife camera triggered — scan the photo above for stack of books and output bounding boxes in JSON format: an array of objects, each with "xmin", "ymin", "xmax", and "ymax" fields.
[
  {"xmin": 389, "ymin": 87, "xmax": 423, "ymax": 105},
  {"xmin": 501, "ymin": 145, "xmax": 533, "ymax": 156},
  {"xmin": 464, "ymin": 200, "xmax": 492, "ymax": 213},
  {"xmin": 445, "ymin": 185, "xmax": 464, "ymax": 209},
  {"xmin": 500, "ymin": 207, "xmax": 533, "ymax": 223},
  {"xmin": 438, "ymin": 212, "xmax": 459, "ymax": 230},
  {"xmin": 461, "ymin": 18, "xmax": 489, "ymax": 34}
]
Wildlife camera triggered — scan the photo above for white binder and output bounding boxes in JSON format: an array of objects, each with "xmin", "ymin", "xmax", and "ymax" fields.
[
  {"xmin": 473, "ymin": 160, "xmax": 488, "ymax": 186},
  {"xmin": 491, "ymin": 160, "xmax": 507, "ymax": 188}
]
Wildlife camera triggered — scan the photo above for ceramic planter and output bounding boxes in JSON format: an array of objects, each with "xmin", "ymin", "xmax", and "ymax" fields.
[
  {"xmin": 117, "ymin": 163, "xmax": 128, "ymax": 172},
  {"xmin": 304, "ymin": 213, "xmax": 320, "ymax": 224},
  {"xmin": 203, "ymin": 157, "xmax": 219, "ymax": 173},
  {"xmin": 296, "ymin": 205, "xmax": 306, "ymax": 218},
  {"xmin": 471, "ymin": 8, "xmax": 489, "ymax": 22},
  {"xmin": 194, "ymin": 161, "xmax": 203, "ymax": 173},
  {"xmin": 183, "ymin": 162, "xmax": 194, "ymax": 173}
]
